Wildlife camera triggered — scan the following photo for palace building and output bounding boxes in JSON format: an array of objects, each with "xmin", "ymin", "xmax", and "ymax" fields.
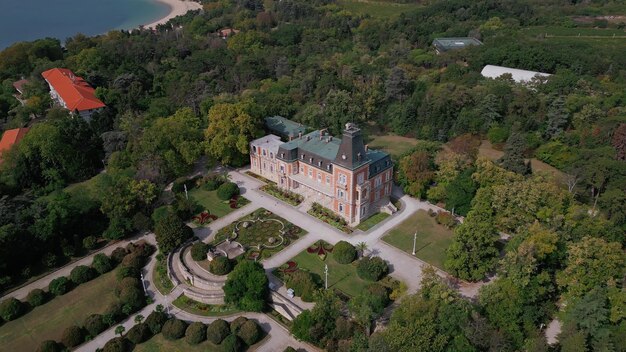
[{"xmin": 250, "ymin": 117, "xmax": 396, "ymax": 226}]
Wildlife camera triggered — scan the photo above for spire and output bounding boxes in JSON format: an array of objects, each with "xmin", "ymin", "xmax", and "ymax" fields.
[{"xmin": 333, "ymin": 123, "xmax": 368, "ymax": 169}]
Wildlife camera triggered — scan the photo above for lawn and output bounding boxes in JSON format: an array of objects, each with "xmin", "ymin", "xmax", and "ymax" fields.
[
  {"xmin": 213, "ymin": 208, "xmax": 306, "ymax": 260},
  {"xmin": 478, "ymin": 140, "xmax": 567, "ymax": 183},
  {"xmin": 356, "ymin": 212, "xmax": 390, "ymax": 231},
  {"xmin": 383, "ymin": 210, "xmax": 454, "ymax": 270},
  {"xmin": 0, "ymin": 271, "xmax": 118, "ymax": 352},
  {"xmin": 336, "ymin": 0, "xmax": 420, "ymax": 18},
  {"xmin": 188, "ymin": 187, "xmax": 248, "ymax": 219},
  {"xmin": 153, "ymin": 254, "xmax": 173, "ymax": 295},
  {"xmin": 367, "ymin": 134, "xmax": 421, "ymax": 158},
  {"xmin": 172, "ymin": 294, "xmax": 240, "ymax": 317},
  {"xmin": 278, "ymin": 242, "xmax": 371, "ymax": 297},
  {"xmin": 134, "ymin": 331, "xmax": 267, "ymax": 352}
]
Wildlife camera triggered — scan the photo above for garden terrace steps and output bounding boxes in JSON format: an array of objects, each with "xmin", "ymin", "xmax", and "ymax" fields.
[{"xmin": 182, "ymin": 247, "xmax": 227, "ymax": 284}]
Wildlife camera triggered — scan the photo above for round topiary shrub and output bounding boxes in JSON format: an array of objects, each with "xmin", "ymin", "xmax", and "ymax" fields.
[
  {"xmin": 102, "ymin": 337, "xmax": 131, "ymax": 352},
  {"xmin": 217, "ymin": 182, "xmax": 240, "ymax": 201},
  {"xmin": 49, "ymin": 276, "xmax": 71, "ymax": 296},
  {"xmin": 61, "ymin": 325, "xmax": 85, "ymax": 348},
  {"xmin": 185, "ymin": 321, "xmax": 207, "ymax": 345},
  {"xmin": 103, "ymin": 302, "xmax": 124, "ymax": 326},
  {"xmin": 285, "ymin": 270, "xmax": 318, "ymax": 302},
  {"xmin": 116, "ymin": 277, "xmax": 141, "ymax": 295},
  {"xmin": 0, "ymin": 297, "xmax": 24, "ymax": 321},
  {"xmin": 145, "ymin": 311, "xmax": 168, "ymax": 334},
  {"xmin": 119, "ymin": 285, "xmax": 145, "ymax": 311},
  {"xmin": 161, "ymin": 318, "xmax": 187, "ymax": 340},
  {"xmin": 333, "ymin": 241, "xmax": 357, "ymax": 264},
  {"xmin": 116, "ymin": 265, "xmax": 139, "ymax": 281},
  {"xmin": 283, "ymin": 347, "xmax": 297, "ymax": 352},
  {"xmin": 70, "ymin": 265, "xmax": 97, "ymax": 285},
  {"xmin": 84, "ymin": 314, "xmax": 107, "ymax": 337},
  {"xmin": 27, "ymin": 288, "xmax": 48, "ymax": 307},
  {"xmin": 207, "ymin": 319, "xmax": 230, "ymax": 344},
  {"xmin": 221, "ymin": 334, "xmax": 244, "ymax": 352},
  {"xmin": 36, "ymin": 340, "xmax": 62, "ymax": 352},
  {"xmin": 209, "ymin": 256, "xmax": 232, "ymax": 275},
  {"xmin": 92, "ymin": 253, "xmax": 115, "ymax": 274},
  {"xmin": 203, "ymin": 177, "xmax": 223, "ymax": 191},
  {"xmin": 110, "ymin": 247, "xmax": 129, "ymax": 264},
  {"xmin": 230, "ymin": 316, "xmax": 249, "ymax": 333},
  {"xmin": 191, "ymin": 242, "xmax": 210, "ymax": 261},
  {"xmin": 83, "ymin": 236, "xmax": 98, "ymax": 250},
  {"xmin": 237, "ymin": 320, "xmax": 261, "ymax": 345},
  {"xmin": 126, "ymin": 323, "xmax": 152, "ymax": 344},
  {"xmin": 356, "ymin": 256, "xmax": 389, "ymax": 282},
  {"xmin": 121, "ymin": 252, "xmax": 146, "ymax": 270}
]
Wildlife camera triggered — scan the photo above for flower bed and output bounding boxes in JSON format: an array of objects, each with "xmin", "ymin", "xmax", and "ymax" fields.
[
  {"xmin": 308, "ymin": 203, "xmax": 353, "ymax": 233},
  {"xmin": 260, "ymin": 184, "xmax": 304, "ymax": 206}
]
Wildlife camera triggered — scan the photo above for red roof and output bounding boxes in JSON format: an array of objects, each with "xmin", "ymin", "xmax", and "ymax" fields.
[
  {"xmin": 0, "ymin": 127, "xmax": 29, "ymax": 161},
  {"xmin": 12, "ymin": 79, "xmax": 29, "ymax": 94},
  {"xmin": 41, "ymin": 68, "xmax": 105, "ymax": 112}
]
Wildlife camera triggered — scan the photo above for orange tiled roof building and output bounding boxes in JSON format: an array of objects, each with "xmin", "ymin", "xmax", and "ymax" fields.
[
  {"xmin": 0, "ymin": 127, "xmax": 29, "ymax": 162},
  {"xmin": 42, "ymin": 68, "xmax": 105, "ymax": 121}
]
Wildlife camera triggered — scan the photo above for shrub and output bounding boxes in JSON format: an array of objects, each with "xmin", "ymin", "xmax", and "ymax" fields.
[
  {"xmin": 110, "ymin": 247, "xmax": 129, "ymax": 264},
  {"xmin": 116, "ymin": 277, "xmax": 141, "ymax": 294},
  {"xmin": 223, "ymin": 261, "xmax": 268, "ymax": 312},
  {"xmin": 121, "ymin": 251, "xmax": 146, "ymax": 270},
  {"xmin": 83, "ymin": 236, "xmax": 98, "ymax": 250},
  {"xmin": 333, "ymin": 241, "xmax": 357, "ymax": 264},
  {"xmin": 49, "ymin": 276, "xmax": 71, "ymax": 296},
  {"xmin": 367, "ymin": 284, "xmax": 391, "ymax": 310},
  {"xmin": 84, "ymin": 314, "xmax": 107, "ymax": 337},
  {"xmin": 119, "ymin": 285, "xmax": 145, "ymax": 311},
  {"xmin": 209, "ymin": 256, "xmax": 232, "ymax": 275},
  {"xmin": 356, "ymin": 256, "xmax": 389, "ymax": 281},
  {"xmin": 103, "ymin": 302, "xmax": 124, "ymax": 326},
  {"xmin": 92, "ymin": 253, "xmax": 115, "ymax": 274},
  {"xmin": 171, "ymin": 176, "xmax": 190, "ymax": 194},
  {"xmin": 191, "ymin": 242, "xmax": 210, "ymax": 261},
  {"xmin": 27, "ymin": 288, "xmax": 48, "ymax": 307},
  {"xmin": 207, "ymin": 319, "xmax": 231, "ymax": 344},
  {"xmin": 61, "ymin": 325, "xmax": 85, "ymax": 348},
  {"xmin": 230, "ymin": 316, "xmax": 249, "ymax": 333},
  {"xmin": 70, "ymin": 265, "xmax": 97, "ymax": 284},
  {"xmin": 116, "ymin": 265, "xmax": 139, "ymax": 281},
  {"xmin": 36, "ymin": 340, "xmax": 62, "ymax": 352},
  {"xmin": 285, "ymin": 270, "xmax": 318, "ymax": 302},
  {"xmin": 185, "ymin": 321, "xmax": 207, "ymax": 345},
  {"xmin": 0, "ymin": 297, "xmax": 24, "ymax": 321},
  {"xmin": 284, "ymin": 347, "xmax": 297, "ymax": 352},
  {"xmin": 222, "ymin": 334, "xmax": 244, "ymax": 352},
  {"xmin": 217, "ymin": 182, "xmax": 239, "ymax": 200},
  {"xmin": 145, "ymin": 310, "xmax": 168, "ymax": 334},
  {"xmin": 203, "ymin": 175, "xmax": 224, "ymax": 191},
  {"xmin": 102, "ymin": 337, "xmax": 131, "ymax": 352},
  {"xmin": 126, "ymin": 323, "xmax": 152, "ymax": 344},
  {"xmin": 162, "ymin": 318, "xmax": 187, "ymax": 340},
  {"xmin": 238, "ymin": 320, "xmax": 261, "ymax": 345}
]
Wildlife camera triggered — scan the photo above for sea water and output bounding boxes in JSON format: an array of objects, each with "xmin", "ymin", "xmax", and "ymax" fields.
[{"xmin": 0, "ymin": 0, "xmax": 170, "ymax": 49}]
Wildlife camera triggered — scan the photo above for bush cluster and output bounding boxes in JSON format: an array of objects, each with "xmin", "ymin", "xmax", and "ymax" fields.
[
  {"xmin": 207, "ymin": 319, "xmax": 231, "ymax": 344},
  {"xmin": 202, "ymin": 175, "xmax": 226, "ymax": 191},
  {"xmin": 191, "ymin": 242, "xmax": 210, "ymax": 261},
  {"xmin": 70, "ymin": 265, "xmax": 97, "ymax": 285},
  {"xmin": 333, "ymin": 241, "xmax": 357, "ymax": 264},
  {"xmin": 162, "ymin": 318, "xmax": 188, "ymax": 340},
  {"xmin": 209, "ymin": 256, "xmax": 233, "ymax": 275},
  {"xmin": 48, "ymin": 276, "xmax": 71, "ymax": 296},
  {"xmin": 126, "ymin": 323, "xmax": 152, "ymax": 344},
  {"xmin": 285, "ymin": 270, "xmax": 318, "ymax": 302},
  {"xmin": 84, "ymin": 314, "xmax": 107, "ymax": 337},
  {"xmin": 145, "ymin": 310, "xmax": 168, "ymax": 334},
  {"xmin": 217, "ymin": 182, "xmax": 240, "ymax": 200},
  {"xmin": 356, "ymin": 256, "xmax": 389, "ymax": 282},
  {"xmin": 185, "ymin": 321, "xmax": 207, "ymax": 345},
  {"xmin": 26, "ymin": 288, "xmax": 48, "ymax": 307},
  {"xmin": 0, "ymin": 297, "xmax": 25, "ymax": 322},
  {"xmin": 36, "ymin": 340, "xmax": 62, "ymax": 352},
  {"xmin": 61, "ymin": 325, "xmax": 85, "ymax": 348}
]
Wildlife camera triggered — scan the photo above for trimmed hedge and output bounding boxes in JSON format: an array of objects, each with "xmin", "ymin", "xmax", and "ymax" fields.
[
  {"xmin": 145, "ymin": 311, "xmax": 168, "ymax": 334},
  {"xmin": 238, "ymin": 320, "xmax": 261, "ymax": 345},
  {"xmin": 110, "ymin": 247, "xmax": 129, "ymax": 264},
  {"xmin": 84, "ymin": 314, "xmax": 107, "ymax": 337},
  {"xmin": 207, "ymin": 319, "xmax": 230, "ymax": 344},
  {"xmin": 102, "ymin": 337, "xmax": 131, "ymax": 352},
  {"xmin": 222, "ymin": 334, "xmax": 245, "ymax": 352},
  {"xmin": 356, "ymin": 256, "xmax": 389, "ymax": 282},
  {"xmin": 333, "ymin": 241, "xmax": 356, "ymax": 264},
  {"xmin": 0, "ymin": 297, "xmax": 24, "ymax": 321},
  {"xmin": 230, "ymin": 316, "xmax": 248, "ymax": 333},
  {"xmin": 284, "ymin": 347, "xmax": 297, "ymax": 352},
  {"xmin": 217, "ymin": 182, "xmax": 240, "ymax": 200},
  {"xmin": 36, "ymin": 340, "xmax": 62, "ymax": 352},
  {"xmin": 61, "ymin": 325, "xmax": 85, "ymax": 348},
  {"xmin": 185, "ymin": 321, "xmax": 207, "ymax": 345},
  {"xmin": 126, "ymin": 323, "xmax": 152, "ymax": 344},
  {"xmin": 92, "ymin": 253, "xmax": 115, "ymax": 274},
  {"xmin": 26, "ymin": 288, "xmax": 48, "ymax": 307},
  {"xmin": 162, "ymin": 318, "xmax": 188, "ymax": 340},
  {"xmin": 70, "ymin": 265, "xmax": 97, "ymax": 285},
  {"xmin": 83, "ymin": 235, "xmax": 98, "ymax": 250},
  {"xmin": 209, "ymin": 256, "xmax": 232, "ymax": 275},
  {"xmin": 49, "ymin": 276, "xmax": 71, "ymax": 296}
]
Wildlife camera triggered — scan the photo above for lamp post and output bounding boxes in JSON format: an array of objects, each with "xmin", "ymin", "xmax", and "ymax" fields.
[
  {"xmin": 140, "ymin": 272, "xmax": 147, "ymax": 294},
  {"xmin": 184, "ymin": 184, "xmax": 188, "ymax": 200},
  {"xmin": 324, "ymin": 264, "xmax": 329, "ymax": 290},
  {"xmin": 412, "ymin": 231, "xmax": 417, "ymax": 256}
]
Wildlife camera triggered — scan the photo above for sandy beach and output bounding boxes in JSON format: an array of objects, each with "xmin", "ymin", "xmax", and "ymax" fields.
[{"xmin": 143, "ymin": 0, "xmax": 202, "ymax": 29}]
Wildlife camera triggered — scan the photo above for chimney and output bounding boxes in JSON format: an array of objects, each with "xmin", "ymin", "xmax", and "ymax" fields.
[
  {"xmin": 306, "ymin": 135, "xmax": 310, "ymax": 141},
  {"xmin": 298, "ymin": 132, "xmax": 302, "ymax": 139},
  {"xmin": 365, "ymin": 144, "xmax": 369, "ymax": 152},
  {"xmin": 357, "ymin": 152, "xmax": 361, "ymax": 161}
]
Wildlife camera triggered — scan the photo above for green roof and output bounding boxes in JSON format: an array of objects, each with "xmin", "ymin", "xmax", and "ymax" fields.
[
  {"xmin": 264, "ymin": 116, "xmax": 308, "ymax": 138},
  {"xmin": 432, "ymin": 37, "xmax": 482, "ymax": 52},
  {"xmin": 280, "ymin": 130, "xmax": 341, "ymax": 161}
]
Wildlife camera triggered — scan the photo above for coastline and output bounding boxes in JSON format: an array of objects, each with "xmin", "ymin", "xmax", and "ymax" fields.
[{"xmin": 142, "ymin": 0, "xmax": 202, "ymax": 29}]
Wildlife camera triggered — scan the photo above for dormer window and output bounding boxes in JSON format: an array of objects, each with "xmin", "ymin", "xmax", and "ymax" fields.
[
  {"xmin": 281, "ymin": 152, "xmax": 285, "ymax": 158},
  {"xmin": 301, "ymin": 154, "xmax": 304, "ymax": 160},
  {"xmin": 310, "ymin": 157, "xmax": 313, "ymax": 163},
  {"xmin": 318, "ymin": 161, "xmax": 322, "ymax": 167}
]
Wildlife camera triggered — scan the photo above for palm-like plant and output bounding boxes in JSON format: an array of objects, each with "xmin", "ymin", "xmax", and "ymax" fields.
[
  {"xmin": 115, "ymin": 325, "xmax": 126, "ymax": 337},
  {"xmin": 356, "ymin": 242, "xmax": 368, "ymax": 257}
]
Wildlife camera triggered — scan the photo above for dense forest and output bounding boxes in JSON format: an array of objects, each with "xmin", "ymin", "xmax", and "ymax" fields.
[{"xmin": 0, "ymin": 0, "xmax": 624, "ymax": 351}]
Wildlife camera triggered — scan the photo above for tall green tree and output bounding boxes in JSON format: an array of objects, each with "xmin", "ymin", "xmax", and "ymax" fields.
[
  {"xmin": 223, "ymin": 261, "xmax": 268, "ymax": 312},
  {"xmin": 154, "ymin": 212, "xmax": 193, "ymax": 254},
  {"xmin": 205, "ymin": 102, "xmax": 261, "ymax": 166},
  {"xmin": 498, "ymin": 130, "xmax": 530, "ymax": 175}
]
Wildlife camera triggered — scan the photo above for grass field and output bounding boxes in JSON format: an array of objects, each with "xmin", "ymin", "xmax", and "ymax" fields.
[
  {"xmin": 337, "ymin": 0, "xmax": 420, "ymax": 18},
  {"xmin": 478, "ymin": 140, "xmax": 566, "ymax": 182},
  {"xmin": 281, "ymin": 242, "xmax": 371, "ymax": 297},
  {"xmin": 63, "ymin": 173, "xmax": 104, "ymax": 199},
  {"xmin": 383, "ymin": 210, "xmax": 454, "ymax": 269},
  {"xmin": 523, "ymin": 26, "xmax": 626, "ymax": 37},
  {"xmin": 356, "ymin": 212, "xmax": 390, "ymax": 231},
  {"xmin": 367, "ymin": 134, "xmax": 421, "ymax": 158},
  {"xmin": 188, "ymin": 188, "xmax": 244, "ymax": 218},
  {"xmin": 172, "ymin": 295, "xmax": 240, "ymax": 317},
  {"xmin": 134, "ymin": 332, "xmax": 267, "ymax": 352},
  {"xmin": 0, "ymin": 271, "xmax": 118, "ymax": 352}
]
